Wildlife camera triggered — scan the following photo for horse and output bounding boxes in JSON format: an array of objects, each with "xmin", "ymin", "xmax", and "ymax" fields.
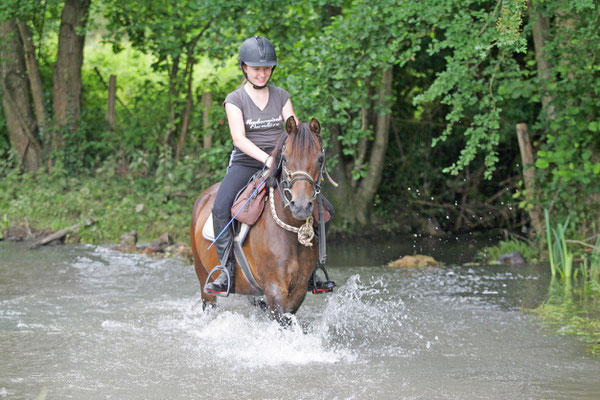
[{"xmin": 190, "ymin": 117, "xmax": 325, "ymax": 325}]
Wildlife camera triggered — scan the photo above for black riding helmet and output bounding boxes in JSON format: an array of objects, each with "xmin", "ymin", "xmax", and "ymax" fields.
[{"xmin": 239, "ymin": 36, "xmax": 277, "ymax": 89}]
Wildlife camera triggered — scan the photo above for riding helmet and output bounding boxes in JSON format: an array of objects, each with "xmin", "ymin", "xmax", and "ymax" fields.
[{"xmin": 238, "ymin": 36, "xmax": 277, "ymax": 67}]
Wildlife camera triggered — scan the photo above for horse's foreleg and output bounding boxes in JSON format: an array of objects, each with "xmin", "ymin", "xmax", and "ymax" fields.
[
  {"xmin": 263, "ymin": 282, "xmax": 293, "ymax": 326},
  {"xmin": 263, "ymin": 283, "xmax": 308, "ymax": 327}
]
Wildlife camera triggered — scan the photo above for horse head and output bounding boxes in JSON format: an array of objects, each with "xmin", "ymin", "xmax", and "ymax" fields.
[{"xmin": 269, "ymin": 117, "xmax": 324, "ymax": 221}]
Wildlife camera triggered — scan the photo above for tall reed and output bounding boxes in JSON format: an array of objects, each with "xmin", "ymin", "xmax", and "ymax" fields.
[
  {"xmin": 544, "ymin": 210, "xmax": 574, "ymax": 280},
  {"xmin": 590, "ymin": 236, "xmax": 600, "ymax": 282},
  {"xmin": 544, "ymin": 209, "xmax": 557, "ymax": 277}
]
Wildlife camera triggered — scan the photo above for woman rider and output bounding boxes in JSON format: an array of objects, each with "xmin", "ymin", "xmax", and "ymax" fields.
[{"xmin": 204, "ymin": 35, "xmax": 335, "ymax": 296}]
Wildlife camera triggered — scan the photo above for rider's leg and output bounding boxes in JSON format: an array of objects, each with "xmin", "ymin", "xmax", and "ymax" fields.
[
  {"xmin": 205, "ymin": 163, "xmax": 257, "ymax": 296},
  {"xmin": 204, "ymin": 215, "xmax": 236, "ymax": 295},
  {"xmin": 308, "ymin": 195, "xmax": 336, "ymax": 294}
]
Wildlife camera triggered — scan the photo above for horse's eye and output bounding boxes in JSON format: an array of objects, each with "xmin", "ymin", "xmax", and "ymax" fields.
[{"xmin": 318, "ymin": 155, "xmax": 324, "ymax": 165}]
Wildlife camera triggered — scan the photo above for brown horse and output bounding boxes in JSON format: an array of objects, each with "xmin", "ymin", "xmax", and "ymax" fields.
[{"xmin": 190, "ymin": 117, "xmax": 325, "ymax": 324}]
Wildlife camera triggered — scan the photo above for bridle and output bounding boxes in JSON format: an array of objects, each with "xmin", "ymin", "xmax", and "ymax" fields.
[
  {"xmin": 268, "ymin": 134, "xmax": 325, "ymax": 247},
  {"xmin": 278, "ymin": 142, "xmax": 324, "ymax": 209}
]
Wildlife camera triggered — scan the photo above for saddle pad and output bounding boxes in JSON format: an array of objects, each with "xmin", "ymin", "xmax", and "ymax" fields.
[
  {"xmin": 202, "ymin": 213, "xmax": 251, "ymax": 246},
  {"xmin": 201, "ymin": 213, "xmax": 216, "ymax": 241}
]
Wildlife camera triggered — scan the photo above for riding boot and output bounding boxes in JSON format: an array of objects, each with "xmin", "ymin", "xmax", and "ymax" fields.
[{"xmin": 204, "ymin": 216, "xmax": 236, "ymax": 296}]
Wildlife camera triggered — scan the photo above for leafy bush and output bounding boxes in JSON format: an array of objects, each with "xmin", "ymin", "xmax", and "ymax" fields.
[{"xmin": 475, "ymin": 239, "xmax": 539, "ymax": 264}]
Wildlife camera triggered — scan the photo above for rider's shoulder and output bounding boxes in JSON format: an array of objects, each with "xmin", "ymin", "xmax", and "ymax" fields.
[{"xmin": 269, "ymin": 85, "xmax": 291, "ymax": 101}]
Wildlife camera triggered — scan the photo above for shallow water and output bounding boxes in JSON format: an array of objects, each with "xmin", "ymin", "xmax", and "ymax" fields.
[{"xmin": 1, "ymin": 239, "xmax": 600, "ymax": 400}]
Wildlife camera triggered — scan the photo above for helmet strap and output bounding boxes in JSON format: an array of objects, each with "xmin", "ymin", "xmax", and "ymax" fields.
[{"xmin": 241, "ymin": 64, "xmax": 276, "ymax": 90}]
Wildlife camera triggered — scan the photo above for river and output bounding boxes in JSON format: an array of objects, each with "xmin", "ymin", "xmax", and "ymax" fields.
[{"xmin": 1, "ymin": 236, "xmax": 600, "ymax": 399}]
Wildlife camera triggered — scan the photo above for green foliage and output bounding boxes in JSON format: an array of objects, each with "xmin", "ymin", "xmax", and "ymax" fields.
[
  {"xmin": 413, "ymin": 0, "xmax": 528, "ymax": 179},
  {"xmin": 281, "ymin": 0, "xmax": 423, "ymax": 158},
  {"xmin": 525, "ymin": 2, "xmax": 600, "ymax": 236},
  {"xmin": 475, "ymin": 239, "xmax": 538, "ymax": 264}
]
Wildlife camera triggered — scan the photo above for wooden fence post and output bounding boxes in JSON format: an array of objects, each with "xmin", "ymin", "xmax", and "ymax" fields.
[
  {"xmin": 106, "ymin": 74, "xmax": 116, "ymax": 129},
  {"xmin": 202, "ymin": 92, "xmax": 212, "ymax": 149},
  {"xmin": 516, "ymin": 123, "xmax": 544, "ymax": 236}
]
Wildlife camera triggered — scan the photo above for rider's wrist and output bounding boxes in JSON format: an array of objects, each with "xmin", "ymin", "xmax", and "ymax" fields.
[{"xmin": 264, "ymin": 155, "xmax": 271, "ymax": 166}]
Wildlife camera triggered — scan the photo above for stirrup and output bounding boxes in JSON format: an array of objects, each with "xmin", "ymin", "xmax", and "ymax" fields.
[
  {"xmin": 204, "ymin": 265, "xmax": 232, "ymax": 297},
  {"xmin": 310, "ymin": 263, "xmax": 335, "ymax": 294}
]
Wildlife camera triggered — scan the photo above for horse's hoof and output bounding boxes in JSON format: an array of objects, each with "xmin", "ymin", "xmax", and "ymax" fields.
[
  {"xmin": 201, "ymin": 300, "xmax": 216, "ymax": 312},
  {"xmin": 248, "ymin": 297, "xmax": 268, "ymax": 311}
]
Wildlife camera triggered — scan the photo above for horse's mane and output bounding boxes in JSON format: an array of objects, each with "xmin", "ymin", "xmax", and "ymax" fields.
[{"xmin": 267, "ymin": 122, "xmax": 322, "ymax": 188}]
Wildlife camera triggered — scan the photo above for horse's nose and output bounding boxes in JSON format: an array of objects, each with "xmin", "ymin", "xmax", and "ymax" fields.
[{"xmin": 290, "ymin": 198, "xmax": 313, "ymax": 220}]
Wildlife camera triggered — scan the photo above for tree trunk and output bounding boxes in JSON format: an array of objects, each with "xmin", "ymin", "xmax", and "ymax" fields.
[
  {"xmin": 52, "ymin": 0, "xmax": 91, "ymax": 153},
  {"xmin": 323, "ymin": 124, "xmax": 357, "ymax": 229},
  {"xmin": 516, "ymin": 123, "xmax": 544, "ymax": 236},
  {"xmin": 175, "ymin": 57, "xmax": 195, "ymax": 163},
  {"xmin": 201, "ymin": 92, "xmax": 212, "ymax": 149},
  {"xmin": 325, "ymin": 67, "xmax": 393, "ymax": 229},
  {"xmin": 555, "ymin": 2, "xmax": 577, "ymax": 80},
  {"xmin": 528, "ymin": 0, "xmax": 555, "ymax": 121},
  {"xmin": 16, "ymin": 21, "xmax": 48, "ymax": 137},
  {"xmin": 354, "ymin": 66, "xmax": 393, "ymax": 225},
  {"xmin": 164, "ymin": 55, "xmax": 181, "ymax": 152},
  {"xmin": 0, "ymin": 20, "xmax": 43, "ymax": 171}
]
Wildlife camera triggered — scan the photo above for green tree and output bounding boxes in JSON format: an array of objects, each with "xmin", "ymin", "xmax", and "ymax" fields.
[{"xmin": 0, "ymin": 0, "xmax": 91, "ymax": 170}]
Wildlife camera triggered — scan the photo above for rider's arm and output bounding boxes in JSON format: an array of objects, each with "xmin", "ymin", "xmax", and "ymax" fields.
[
  {"xmin": 282, "ymin": 98, "xmax": 299, "ymax": 126},
  {"xmin": 225, "ymin": 102, "xmax": 273, "ymax": 168}
]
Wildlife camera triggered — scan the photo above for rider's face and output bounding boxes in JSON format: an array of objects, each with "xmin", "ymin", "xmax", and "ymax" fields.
[{"xmin": 244, "ymin": 65, "xmax": 272, "ymax": 87}]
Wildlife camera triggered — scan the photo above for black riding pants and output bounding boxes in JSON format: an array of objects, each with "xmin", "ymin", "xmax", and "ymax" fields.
[
  {"xmin": 212, "ymin": 162, "xmax": 335, "ymax": 225},
  {"xmin": 212, "ymin": 163, "xmax": 258, "ymax": 220}
]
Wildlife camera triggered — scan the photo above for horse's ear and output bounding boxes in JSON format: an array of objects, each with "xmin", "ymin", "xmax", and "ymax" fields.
[
  {"xmin": 285, "ymin": 116, "xmax": 297, "ymax": 135},
  {"xmin": 309, "ymin": 118, "xmax": 321, "ymax": 136}
]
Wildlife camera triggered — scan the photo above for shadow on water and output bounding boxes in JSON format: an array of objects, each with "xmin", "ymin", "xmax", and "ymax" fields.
[{"xmin": 2, "ymin": 239, "xmax": 600, "ymax": 399}]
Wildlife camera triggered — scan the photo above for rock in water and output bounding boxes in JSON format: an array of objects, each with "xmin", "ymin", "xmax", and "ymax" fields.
[
  {"xmin": 498, "ymin": 251, "xmax": 526, "ymax": 265},
  {"xmin": 114, "ymin": 231, "xmax": 138, "ymax": 252},
  {"xmin": 388, "ymin": 255, "xmax": 442, "ymax": 268}
]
